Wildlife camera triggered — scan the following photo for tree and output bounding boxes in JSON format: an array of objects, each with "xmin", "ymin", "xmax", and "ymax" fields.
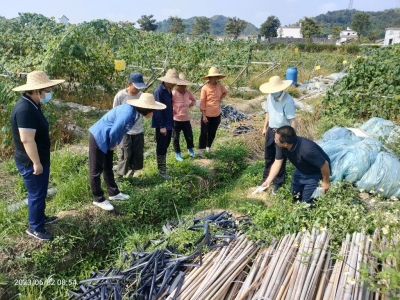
[
  {"xmin": 259, "ymin": 16, "xmax": 281, "ymax": 38},
  {"xmin": 351, "ymin": 12, "xmax": 371, "ymax": 42},
  {"xmin": 137, "ymin": 15, "xmax": 157, "ymax": 31},
  {"xmin": 168, "ymin": 16, "xmax": 185, "ymax": 34},
  {"xmin": 300, "ymin": 17, "xmax": 322, "ymax": 41},
  {"xmin": 225, "ymin": 17, "xmax": 247, "ymax": 39},
  {"xmin": 192, "ymin": 17, "xmax": 210, "ymax": 35},
  {"xmin": 331, "ymin": 26, "xmax": 342, "ymax": 39}
]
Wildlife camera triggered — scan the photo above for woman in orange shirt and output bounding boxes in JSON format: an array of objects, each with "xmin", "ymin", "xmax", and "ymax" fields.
[{"xmin": 198, "ymin": 67, "xmax": 227, "ymax": 156}]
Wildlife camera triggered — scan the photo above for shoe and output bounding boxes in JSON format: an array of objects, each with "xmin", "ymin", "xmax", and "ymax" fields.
[
  {"xmin": 206, "ymin": 147, "xmax": 211, "ymax": 153},
  {"xmin": 26, "ymin": 228, "xmax": 52, "ymax": 241},
  {"xmin": 272, "ymin": 186, "xmax": 279, "ymax": 196},
  {"xmin": 175, "ymin": 153, "xmax": 184, "ymax": 162},
  {"xmin": 159, "ymin": 172, "xmax": 171, "ymax": 180},
  {"xmin": 45, "ymin": 216, "xmax": 58, "ymax": 225},
  {"xmin": 123, "ymin": 170, "xmax": 133, "ymax": 178},
  {"xmin": 198, "ymin": 149, "xmax": 205, "ymax": 158},
  {"xmin": 109, "ymin": 192, "xmax": 130, "ymax": 201},
  {"xmin": 93, "ymin": 200, "xmax": 114, "ymax": 211},
  {"xmin": 188, "ymin": 149, "xmax": 196, "ymax": 157},
  {"xmin": 132, "ymin": 169, "xmax": 144, "ymax": 177}
]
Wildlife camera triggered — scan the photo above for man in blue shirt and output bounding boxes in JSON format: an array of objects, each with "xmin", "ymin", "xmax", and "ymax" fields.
[
  {"xmin": 261, "ymin": 126, "xmax": 331, "ymax": 204},
  {"xmin": 259, "ymin": 76, "xmax": 296, "ymax": 195}
]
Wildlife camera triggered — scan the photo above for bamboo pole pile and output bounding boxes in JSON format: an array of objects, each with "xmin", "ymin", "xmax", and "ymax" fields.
[{"xmin": 166, "ymin": 229, "xmax": 398, "ymax": 300}]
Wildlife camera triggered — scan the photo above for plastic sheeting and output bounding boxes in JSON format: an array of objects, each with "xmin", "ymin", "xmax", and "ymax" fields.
[
  {"xmin": 356, "ymin": 152, "xmax": 400, "ymax": 198},
  {"xmin": 319, "ymin": 118, "xmax": 400, "ymax": 198}
]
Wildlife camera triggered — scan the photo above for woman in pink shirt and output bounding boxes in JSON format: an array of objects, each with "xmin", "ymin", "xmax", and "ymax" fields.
[
  {"xmin": 172, "ymin": 73, "xmax": 197, "ymax": 161},
  {"xmin": 198, "ymin": 67, "xmax": 227, "ymax": 156}
]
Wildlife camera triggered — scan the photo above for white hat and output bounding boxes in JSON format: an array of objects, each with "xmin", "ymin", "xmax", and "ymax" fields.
[
  {"xmin": 126, "ymin": 93, "xmax": 166, "ymax": 110},
  {"xmin": 12, "ymin": 71, "xmax": 65, "ymax": 91},
  {"xmin": 259, "ymin": 76, "xmax": 292, "ymax": 94},
  {"xmin": 177, "ymin": 73, "xmax": 194, "ymax": 86}
]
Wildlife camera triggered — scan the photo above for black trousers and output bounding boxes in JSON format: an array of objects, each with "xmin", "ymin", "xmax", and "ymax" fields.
[
  {"xmin": 89, "ymin": 133, "xmax": 119, "ymax": 202},
  {"xmin": 199, "ymin": 115, "xmax": 221, "ymax": 149},
  {"xmin": 155, "ymin": 128, "xmax": 172, "ymax": 155},
  {"xmin": 261, "ymin": 127, "xmax": 287, "ymax": 187},
  {"xmin": 173, "ymin": 120, "xmax": 194, "ymax": 153}
]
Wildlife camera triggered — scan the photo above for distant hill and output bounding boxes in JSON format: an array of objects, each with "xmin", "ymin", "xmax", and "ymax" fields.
[
  {"xmin": 156, "ymin": 15, "xmax": 259, "ymax": 36},
  {"xmin": 314, "ymin": 8, "xmax": 400, "ymax": 39}
]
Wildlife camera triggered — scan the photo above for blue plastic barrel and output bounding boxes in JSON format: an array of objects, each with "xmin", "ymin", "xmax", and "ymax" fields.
[{"xmin": 286, "ymin": 67, "xmax": 298, "ymax": 85}]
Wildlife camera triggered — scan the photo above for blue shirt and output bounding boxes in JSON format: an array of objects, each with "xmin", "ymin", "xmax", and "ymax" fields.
[
  {"xmin": 264, "ymin": 92, "xmax": 295, "ymax": 128},
  {"xmin": 276, "ymin": 137, "xmax": 331, "ymax": 175},
  {"xmin": 152, "ymin": 83, "xmax": 173, "ymax": 130},
  {"xmin": 89, "ymin": 104, "xmax": 138, "ymax": 154}
]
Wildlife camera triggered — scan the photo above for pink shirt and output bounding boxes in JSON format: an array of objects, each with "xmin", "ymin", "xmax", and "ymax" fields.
[
  {"xmin": 172, "ymin": 89, "xmax": 196, "ymax": 121},
  {"xmin": 200, "ymin": 82, "xmax": 227, "ymax": 117}
]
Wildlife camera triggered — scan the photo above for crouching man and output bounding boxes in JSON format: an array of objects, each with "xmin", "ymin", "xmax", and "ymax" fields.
[{"xmin": 261, "ymin": 126, "xmax": 331, "ymax": 203}]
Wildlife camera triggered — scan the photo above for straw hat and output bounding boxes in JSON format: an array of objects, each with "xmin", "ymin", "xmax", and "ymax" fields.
[
  {"xmin": 259, "ymin": 76, "xmax": 292, "ymax": 94},
  {"xmin": 201, "ymin": 67, "xmax": 225, "ymax": 81},
  {"xmin": 157, "ymin": 68, "xmax": 181, "ymax": 84},
  {"xmin": 12, "ymin": 71, "xmax": 65, "ymax": 91},
  {"xmin": 126, "ymin": 93, "xmax": 166, "ymax": 110},
  {"xmin": 177, "ymin": 73, "xmax": 194, "ymax": 86}
]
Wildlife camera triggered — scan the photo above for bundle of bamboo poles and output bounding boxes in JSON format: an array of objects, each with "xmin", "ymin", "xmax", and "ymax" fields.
[{"xmin": 165, "ymin": 229, "xmax": 395, "ymax": 300}]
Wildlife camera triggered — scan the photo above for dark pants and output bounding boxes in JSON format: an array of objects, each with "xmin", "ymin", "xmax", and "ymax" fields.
[
  {"xmin": 155, "ymin": 128, "xmax": 172, "ymax": 155},
  {"xmin": 16, "ymin": 161, "xmax": 50, "ymax": 232},
  {"xmin": 116, "ymin": 132, "xmax": 144, "ymax": 176},
  {"xmin": 291, "ymin": 169, "xmax": 322, "ymax": 203},
  {"xmin": 261, "ymin": 127, "xmax": 287, "ymax": 187},
  {"xmin": 199, "ymin": 115, "xmax": 221, "ymax": 149},
  {"xmin": 89, "ymin": 133, "xmax": 119, "ymax": 202},
  {"xmin": 173, "ymin": 120, "xmax": 194, "ymax": 153}
]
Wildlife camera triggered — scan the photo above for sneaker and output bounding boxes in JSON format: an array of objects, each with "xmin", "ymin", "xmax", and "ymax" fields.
[
  {"xmin": 109, "ymin": 192, "xmax": 130, "ymax": 201},
  {"xmin": 188, "ymin": 149, "xmax": 196, "ymax": 158},
  {"xmin": 26, "ymin": 228, "xmax": 52, "ymax": 241},
  {"xmin": 198, "ymin": 149, "xmax": 205, "ymax": 158},
  {"xmin": 175, "ymin": 153, "xmax": 184, "ymax": 162},
  {"xmin": 45, "ymin": 216, "xmax": 58, "ymax": 225},
  {"xmin": 206, "ymin": 147, "xmax": 211, "ymax": 153},
  {"xmin": 93, "ymin": 200, "xmax": 114, "ymax": 211},
  {"xmin": 123, "ymin": 170, "xmax": 133, "ymax": 178},
  {"xmin": 272, "ymin": 186, "xmax": 279, "ymax": 196},
  {"xmin": 159, "ymin": 172, "xmax": 171, "ymax": 180},
  {"xmin": 132, "ymin": 169, "xmax": 145, "ymax": 177}
]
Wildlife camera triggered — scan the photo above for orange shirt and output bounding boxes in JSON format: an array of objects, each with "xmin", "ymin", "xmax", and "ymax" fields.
[{"xmin": 200, "ymin": 82, "xmax": 227, "ymax": 117}]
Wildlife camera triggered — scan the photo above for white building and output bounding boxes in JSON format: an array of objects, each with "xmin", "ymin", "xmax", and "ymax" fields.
[
  {"xmin": 384, "ymin": 28, "xmax": 400, "ymax": 45},
  {"xmin": 337, "ymin": 27, "xmax": 358, "ymax": 45},
  {"xmin": 58, "ymin": 15, "xmax": 69, "ymax": 25},
  {"xmin": 277, "ymin": 26, "xmax": 302, "ymax": 38}
]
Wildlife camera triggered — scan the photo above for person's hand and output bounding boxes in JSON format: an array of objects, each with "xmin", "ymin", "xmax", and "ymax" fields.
[
  {"xmin": 160, "ymin": 127, "xmax": 167, "ymax": 136},
  {"xmin": 261, "ymin": 180, "xmax": 270, "ymax": 188},
  {"xmin": 262, "ymin": 128, "xmax": 267, "ymax": 137},
  {"xmin": 202, "ymin": 115, "xmax": 208, "ymax": 123},
  {"xmin": 321, "ymin": 181, "xmax": 330, "ymax": 194},
  {"xmin": 33, "ymin": 162, "xmax": 43, "ymax": 175}
]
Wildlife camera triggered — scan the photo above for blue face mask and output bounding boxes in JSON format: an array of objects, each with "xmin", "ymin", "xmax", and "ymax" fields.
[
  {"xmin": 271, "ymin": 91, "xmax": 282, "ymax": 98},
  {"xmin": 40, "ymin": 92, "xmax": 52, "ymax": 104}
]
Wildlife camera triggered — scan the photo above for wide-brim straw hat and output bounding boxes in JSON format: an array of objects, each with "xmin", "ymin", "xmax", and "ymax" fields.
[
  {"xmin": 126, "ymin": 93, "xmax": 166, "ymax": 110},
  {"xmin": 201, "ymin": 66, "xmax": 225, "ymax": 81},
  {"xmin": 177, "ymin": 73, "xmax": 194, "ymax": 86},
  {"xmin": 157, "ymin": 68, "xmax": 182, "ymax": 85},
  {"xmin": 12, "ymin": 71, "xmax": 65, "ymax": 91},
  {"xmin": 259, "ymin": 75, "xmax": 292, "ymax": 94}
]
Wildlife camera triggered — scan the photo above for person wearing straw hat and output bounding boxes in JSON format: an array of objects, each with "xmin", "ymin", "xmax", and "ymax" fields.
[
  {"xmin": 259, "ymin": 75, "xmax": 296, "ymax": 195},
  {"xmin": 172, "ymin": 73, "xmax": 197, "ymax": 161},
  {"xmin": 198, "ymin": 66, "xmax": 227, "ymax": 156},
  {"xmin": 113, "ymin": 72, "xmax": 148, "ymax": 178},
  {"xmin": 152, "ymin": 69, "xmax": 181, "ymax": 179},
  {"xmin": 11, "ymin": 70, "xmax": 65, "ymax": 241},
  {"xmin": 89, "ymin": 93, "xmax": 165, "ymax": 211}
]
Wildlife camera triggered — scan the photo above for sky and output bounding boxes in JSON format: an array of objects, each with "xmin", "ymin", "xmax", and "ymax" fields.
[{"xmin": 0, "ymin": 0, "xmax": 399, "ymax": 27}]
